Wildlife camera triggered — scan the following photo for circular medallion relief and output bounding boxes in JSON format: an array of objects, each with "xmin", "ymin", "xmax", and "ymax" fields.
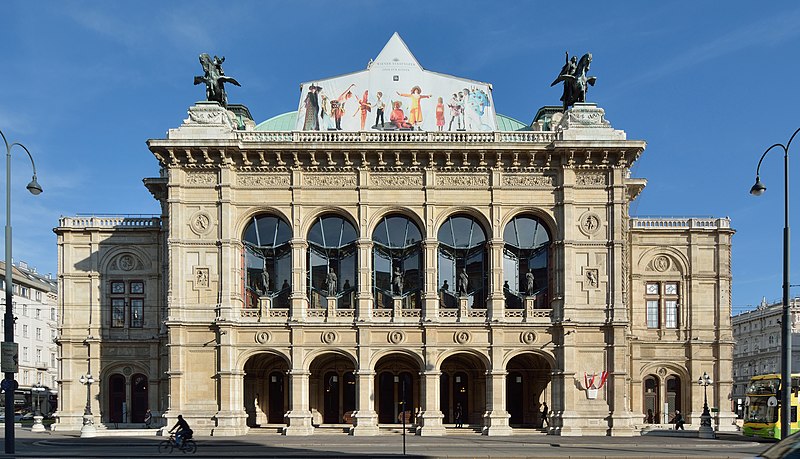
[
  {"xmin": 579, "ymin": 212, "xmax": 602, "ymax": 236},
  {"xmin": 119, "ymin": 254, "xmax": 135, "ymax": 271},
  {"xmin": 122, "ymin": 366, "xmax": 132, "ymax": 376},
  {"xmin": 189, "ymin": 211, "xmax": 213, "ymax": 235},
  {"xmin": 388, "ymin": 330, "xmax": 406, "ymax": 345},
  {"xmin": 654, "ymin": 255, "xmax": 670, "ymax": 272},
  {"xmin": 657, "ymin": 367, "xmax": 667, "ymax": 377},
  {"xmin": 454, "ymin": 331, "xmax": 471, "ymax": 345},
  {"xmin": 255, "ymin": 331, "xmax": 271, "ymax": 344},
  {"xmin": 322, "ymin": 331, "xmax": 338, "ymax": 344},
  {"xmin": 520, "ymin": 331, "xmax": 537, "ymax": 345}
]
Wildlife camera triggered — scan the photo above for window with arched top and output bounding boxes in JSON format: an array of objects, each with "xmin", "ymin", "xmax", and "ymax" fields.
[
  {"xmin": 243, "ymin": 214, "xmax": 292, "ymax": 308},
  {"xmin": 502, "ymin": 215, "xmax": 551, "ymax": 309},
  {"xmin": 437, "ymin": 215, "xmax": 487, "ymax": 308},
  {"xmin": 372, "ymin": 215, "xmax": 423, "ymax": 309},
  {"xmin": 308, "ymin": 214, "xmax": 358, "ymax": 309}
]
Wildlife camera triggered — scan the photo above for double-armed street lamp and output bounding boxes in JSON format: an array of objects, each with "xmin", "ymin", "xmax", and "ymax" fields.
[
  {"xmin": 31, "ymin": 382, "xmax": 46, "ymax": 432},
  {"xmin": 750, "ymin": 126, "xmax": 800, "ymax": 440},
  {"xmin": 1, "ymin": 129, "xmax": 43, "ymax": 454},
  {"xmin": 79, "ymin": 373, "xmax": 96, "ymax": 437},
  {"xmin": 697, "ymin": 371, "xmax": 714, "ymax": 438}
]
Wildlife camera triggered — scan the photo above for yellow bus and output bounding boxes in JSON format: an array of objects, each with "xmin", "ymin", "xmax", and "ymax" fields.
[{"xmin": 743, "ymin": 373, "xmax": 800, "ymax": 439}]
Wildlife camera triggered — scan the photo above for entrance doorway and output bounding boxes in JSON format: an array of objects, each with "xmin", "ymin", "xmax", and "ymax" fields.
[
  {"xmin": 309, "ymin": 353, "xmax": 356, "ymax": 425},
  {"xmin": 506, "ymin": 353, "xmax": 552, "ymax": 427},
  {"xmin": 439, "ymin": 353, "xmax": 486, "ymax": 426},
  {"xmin": 243, "ymin": 353, "xmax": 290, "ymax": 427},
  {"xmin": 374, "ymin": 353, "xmax": 420, "ymax": 424}
]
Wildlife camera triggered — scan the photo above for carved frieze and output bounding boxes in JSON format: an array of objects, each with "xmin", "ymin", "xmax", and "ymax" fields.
[
  {"xmin": 575, "ymin": 172, "xmax": 606, "ymax": 187},
  {"xmin": 186, "ymin": 172, "xmax": 216, "ymax": 186},
  {"xmin": 437, "ymin": 174, "xmax": 489, "ymax": 188},
  {"xmin": 237, "ymin": 174, "xmax": 290, "ymax": 188},
  {"xmin": 371, "ymin": 174, "xmax": 423, "ymax": 188},
  {"xmin": 502, "ymin": 174, "xmax": 554, "ymax": 188},
  {"xmin": 305, "ymin": 173, "xmax": 357, "ymax": 188}
]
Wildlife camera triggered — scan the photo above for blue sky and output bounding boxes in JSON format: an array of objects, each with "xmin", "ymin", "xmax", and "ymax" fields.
[{"xmin": 2, "ymin": 1, "xmax": 799, "ymax": 312}]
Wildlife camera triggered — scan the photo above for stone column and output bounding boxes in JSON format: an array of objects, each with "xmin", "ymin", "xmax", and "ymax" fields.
[
  {"xmin": 212, "ymin": 325, "xmax": 248, "ymax": 435},
  {"xmin": 284, "ymin": 369, "xmax": 313, "ymax": 435},
  {"xmin": 416, "ymin": 370, "xmax": 445, "ymax": 436},
  {"xmin": 483, "ymin": 369, "xmax": 511, "ymax": 436},
  {"xmin": 351, "ymin": 370, "xmax": 379, "ymax": 435},
  {"xmin": 289, "ymin": 239, "xmax": 308, "ymax": 321},
  {"xmin": 356, "ymin": 239, "xmax": 373, "ymax": 321},
  {"xmin": 422, "ymin": 240, "xmax": 439, "ymax": 321},
  {"xmin": 486, "ymin": 239, "xmax": 505, "ymax": 321}
]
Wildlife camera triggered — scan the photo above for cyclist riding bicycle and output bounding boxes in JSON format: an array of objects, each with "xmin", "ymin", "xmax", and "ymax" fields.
[{"xmin": 168, "ymin": 414, "xmax": 193, "ymax": 449}]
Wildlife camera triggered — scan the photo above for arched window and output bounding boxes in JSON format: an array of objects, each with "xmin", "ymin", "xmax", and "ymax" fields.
[
  {"xmin": 503, "ymin": 215, "xmax": 551, "ymax": 309},
  {"xmin": 643, "ymin": 375, "xmax": 660, "ymax": 424},
  {"xmin": 308, "ymin": 214, "xmax": 358, "ymax": 309},
  {"xmin": 372, "ymin": 215, "xmax": 423, "ymax": 309},
  {"xmin": 437, "ymin": 215, "xmax": 487, "ymax": 308},
  {"xmin": 243, "ymin": 214, "xmax": 292, "ymax": 308}
]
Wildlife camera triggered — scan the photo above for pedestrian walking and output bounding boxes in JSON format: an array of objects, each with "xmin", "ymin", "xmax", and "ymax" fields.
[
  {"xmin": 541, "ymin": 402, "xmax": 549, "ymax": 428},
  {"xmin": 672, "ymin": 409, "xmax": 685, "ymax": 430},
  {"xmin": 144, "ymin": 408, "xmax": 153, "ymax": 428},
  {"xmin": 454, "ymin": 403, "xmax": 463, "ymax": 428}
]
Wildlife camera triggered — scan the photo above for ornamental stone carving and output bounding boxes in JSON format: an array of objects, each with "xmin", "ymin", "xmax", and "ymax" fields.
[
  {"xmin": 437, "ymin": 174, "xmax": 489, "ymax": 188},
  {"xmin": 186, "ymin": 172, "xmax": 216, "ymax": 186},
  {"xmin": 321, "ymin": 331, "xmax": 338, "ymax": 344},
  {"xmin": 454, "ymin": 330, "xmax": 471, "ymax": 345},
  {"xmin": 520, "ymin": 331, "xmax": 537, "ymax": 345},
  {"xmin": 194, "ymin": 267, "xmax": 210, "ymax": 288},
  {"xmin": 575, "ymin": 172, "xmax": 606, "ymax": 187},
  {"xmin": 255, "ymin": 331, "xmax": 271, "ymax": 344},
  {"xmin": 578, "ymin": 212, "xmax": 602, "ymax": 236},
  {"xmin": 110, "ymin": 253, "xmax": 143, "ymax": 272},
  {"xmin": 119, "ymin": 254, "xmax": 135, "ymax": 271},
  {"xmin": 388, "ymin": 330, "xmax": 406, "ymax": 345},
  {"xmin": 305, "ymin": 173, "xmax": 357, "ymax": 188},
  {"xmin": 502, "ymin": 174, "xmax": 554, "ymax": 188},
  {"xmin": 653, "ymin": 255, "xmax": 670, "ymax": 272},
  {"xmin": 185, "ymin": 102, "xmax": 235, "ymax": 127},
  {"xmin": 237, "ymin": 174, "xmax": 290, "ymax": 188},
  {"xmin": 189, "ymin": 211, "xmax": 213, "ymax": 236},
  {"xmin": 371, "ymin": 174, "xmax": 423, "ymax": 188}
]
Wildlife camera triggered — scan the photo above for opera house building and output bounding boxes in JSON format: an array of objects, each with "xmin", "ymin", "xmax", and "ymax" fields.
[{"xmin": 53, "ymin": 34, "xmax": 735, "ymax": 436}]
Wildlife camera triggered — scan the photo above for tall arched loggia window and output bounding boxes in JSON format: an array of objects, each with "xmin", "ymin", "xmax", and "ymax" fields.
[
  {"xmin": 502, "ymin": 215, "xmax": 551, "ymax": 309},
  {"xmin": 243, "ymin": 215, "xmax": 292, "ymax": 309},
  {"xmin": 437, "ymin": 215, "xmax": 487, "ymax": 309},
  {"xmin": 372, "ymin": 215, "xmax": 423, "ymax": 309},
  {"xmin": 308, "ymin": 214, "xmax": 358, "ymax": 309}
]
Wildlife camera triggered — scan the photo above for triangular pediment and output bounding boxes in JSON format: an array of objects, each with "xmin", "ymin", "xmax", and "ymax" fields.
[{"xmin": 371, "ymin": 32, "xmax": 423, "ymax": 71}]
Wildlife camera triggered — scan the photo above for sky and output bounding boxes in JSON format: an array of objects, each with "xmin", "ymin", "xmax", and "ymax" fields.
[{"xmin": 2, "ymin": 1, "xmax": 799, "ymax": 313}]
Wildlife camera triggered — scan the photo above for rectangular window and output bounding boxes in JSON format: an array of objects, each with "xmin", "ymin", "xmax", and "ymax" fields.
[
  {"xmin": 646, "ymin": 300, "xmax": 659, "ymax": 328},
  {"xmin": 50, "ymin": 308, "xmax": 56, "ymax": 321},
  {"xmin": 22, "ymin": 305, "xmax": 27, "ymax": 317},
  {"xmin": 20, "ymin": 286, "xmax": 29, "ymax": 298},
  {"xmin": 35, "ymin": 291, "xmax": 42, "ymax": 301},
  {"xmin": 22, "ymin": 346, "xmax": 28, "ymax": 362},
  {"xmin": 130, "ymin": 299, "xmax": 144, "ymax": 328},
  {"xmin": 665, "ymin": 300, "xmax": 678, "ymax": 328},
  {"xmin": 111, "ymin": 298, "xmax": 126, "ymax": 328},
  {"xmin": 35, "ymin": 308, "xmax": 40, "ymax": 319},
  {"xmin": 22, "ymin": 324, "xmax": 28, "ymax": 338},
  {"xmin": 36, "ymin": 327, "xmax": 42, "ymax": 340},
  {"xmin": 36, "ymin": 348, "xmax": 41, "ymax": 363}
]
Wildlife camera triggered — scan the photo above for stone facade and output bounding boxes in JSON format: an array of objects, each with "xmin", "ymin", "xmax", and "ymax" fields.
[{"xmin": 51, "ymin": 100, "xmax": 737, "ymax": 437}]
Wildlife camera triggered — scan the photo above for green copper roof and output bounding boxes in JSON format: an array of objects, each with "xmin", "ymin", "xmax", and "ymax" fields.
[
  {"xmin": 255, "ymin": 111, "xmax": 529, "ymax": 131},
  {"xmin": 255, "ymin": 111, "xmax": 297, "ymax": 131}
]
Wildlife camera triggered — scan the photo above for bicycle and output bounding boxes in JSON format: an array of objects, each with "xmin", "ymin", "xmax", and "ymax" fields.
[{"xmin": 158, "ymin": 433, "xmax": 197, "ymax": 454}]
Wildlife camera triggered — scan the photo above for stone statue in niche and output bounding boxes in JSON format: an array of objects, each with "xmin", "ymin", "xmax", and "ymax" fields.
[
  {"xmin": 526, "ymin": 269, "xmax": 536, "ymax": 295},
  {"xmin": 393, "ymin": 266, "xmax": 404, "ymax": 296},
  {"xmin": 325, "ymin": 267, "xmax": 338, "ymax": 296},
  {"xmin": 458, "ymin": 268, "xmax": 469, "ymax": 296}
]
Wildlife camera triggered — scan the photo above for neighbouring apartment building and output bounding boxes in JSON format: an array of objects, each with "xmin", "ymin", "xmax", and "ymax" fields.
[
  {"xmin": 53, "ymin": 34, "xmax": 736, "ymax": 436},
  {"xmin": 731, "ymin": 298, "xmax": 800, "ymax": 417},
  {"xmin": 1, "ymin": 261, "xmax": 59, "ymax": 413}
]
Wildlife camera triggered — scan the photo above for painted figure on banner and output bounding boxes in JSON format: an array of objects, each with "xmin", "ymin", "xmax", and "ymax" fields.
[
  {"xmin": 373, "ymin": 91, "xmax": 386, "ymax": 129},
  {"xmin": 448, "ymin": 93, "xmax": 463, "ymax": 131},
  {"xmin": 435, "ymin": 97, "xmax": 445, "ymax": 131},
  {"xmin": 464, "ymin": 87, "xmax": 491, "ymax": 131},
  {"xmin": 352, "ymin": 90, "xmax": 372, "ymax": 130},
  {"xmin": 396, "ymin": 86, "xmax": 431, "ymax": 130},
  {"xmin": 390, "ymin": 101, "xmax": 413, "ymax": 129},
  {"xmin": 302, "ymin": 84, "xmax": 321, "ymax": 130},
  {"xmin": 331, "ymin": 84, "xmax": 355, "ymax": 130},
  {"xmin": 319, "ymin": 89, "xmax": 335, "ymax": 130}
]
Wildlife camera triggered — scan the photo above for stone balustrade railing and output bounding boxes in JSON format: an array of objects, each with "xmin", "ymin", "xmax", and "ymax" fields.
[
  {"xmin": 235, "ymin": 130, "xmax": 559, "ymax": 144},
  {"xmin": 59, "ymin": 215, "xmax": 161, "ymax": 229},
  {"xmin": 630, "ymin": 217, "xmax": 731, "ymax": 230}
]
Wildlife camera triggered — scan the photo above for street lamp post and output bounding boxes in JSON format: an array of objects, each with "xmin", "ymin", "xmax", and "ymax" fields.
[
  {"xmin": 30, "ymin": 382, "xmax": 45, "ymax": 432},
  {"xmin": 697, "ymin": 371, "xmax": 715, "ymax": 439},
  {"xmin": 1, "ymin": 129, "xmax": 43, "ymax": 454},
  {"xmin": 79, "ymin": 374, "xmax": 96, "ymax": 438},
  {"xmin": 750, "ymin": 126, "xmax": 800, "ymax": 440}
]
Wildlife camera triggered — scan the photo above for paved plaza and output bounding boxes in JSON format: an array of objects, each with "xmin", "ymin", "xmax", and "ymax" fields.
[{"xmin": 0, "ymin": 428, "xmax": 776, "ymax": 458}]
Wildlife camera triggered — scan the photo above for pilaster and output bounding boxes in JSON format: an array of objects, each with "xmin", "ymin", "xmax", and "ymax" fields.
[
  {"xmin": 416, "ymin": 370, "xmax": 445, "ymax": 436},
  {"xmin": 284, "ymin": 369, "xmax": 313, "ymax": 435}
]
